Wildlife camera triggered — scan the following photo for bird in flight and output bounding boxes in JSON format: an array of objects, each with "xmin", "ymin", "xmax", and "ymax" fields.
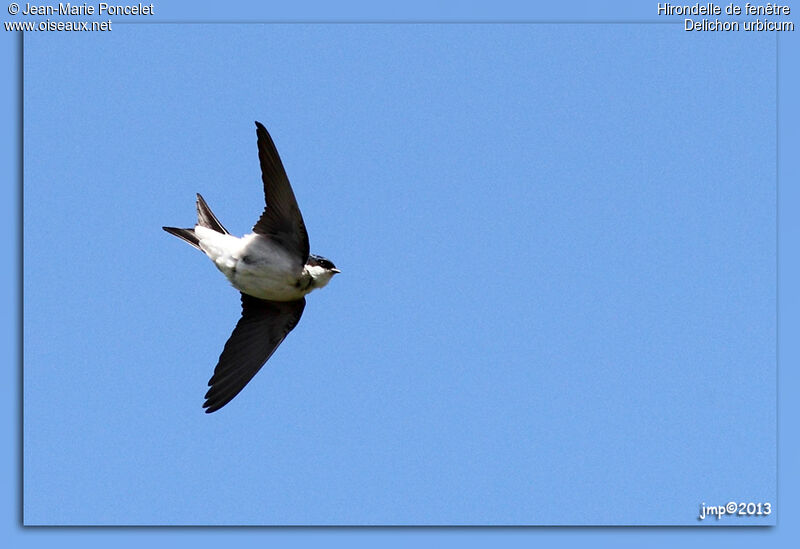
[{"xmin": 163, "ymin": 121, "xmax": 340, "ymax": 413}]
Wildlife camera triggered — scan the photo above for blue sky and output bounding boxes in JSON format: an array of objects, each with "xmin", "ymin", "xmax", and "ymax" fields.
[
  {"xmin": 22, "ymin": 22, "xmax": 776, "ymax": 526},
  {"xmin": 4, "ymin": 0, "xmax": 799, "ymax": 546}
]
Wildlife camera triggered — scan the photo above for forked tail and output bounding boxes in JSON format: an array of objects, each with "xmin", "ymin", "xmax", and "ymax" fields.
[{"xmin": 162, "ymin": 193, "xmax": 229, "ymax": 250}]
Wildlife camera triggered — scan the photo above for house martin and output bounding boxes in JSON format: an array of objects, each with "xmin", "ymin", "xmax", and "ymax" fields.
[{"xmin": 163, "ymin": 121, "xmax": 339, "ymax": 413}]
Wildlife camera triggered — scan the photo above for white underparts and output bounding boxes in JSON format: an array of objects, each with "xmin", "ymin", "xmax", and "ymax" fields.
[{"xmin": 194, "ymin": 227, "xmax": 329, "ymax": 302}]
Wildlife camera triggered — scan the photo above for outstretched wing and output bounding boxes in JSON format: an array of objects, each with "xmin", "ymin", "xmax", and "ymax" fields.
[
  {"xmin": 203, "ymin": 294, "xmax": 306, "ymax": 413},
  {"xmin": 252, "ymin": 121, "xmax": 310, "ymax": 265}
]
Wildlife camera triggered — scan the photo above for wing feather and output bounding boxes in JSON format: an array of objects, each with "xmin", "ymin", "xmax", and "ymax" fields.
[
  {"xmin": 252, "ymin": 121, "xmax": 310, "ymax": 265},
  {"xmin": 202, "ymin": 294, "xmax": 306, "ymax": 413}
]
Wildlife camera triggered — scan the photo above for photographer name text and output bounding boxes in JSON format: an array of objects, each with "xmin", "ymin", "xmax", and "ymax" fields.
[{"xmin": 20, "ymin": 2, "xmax": 153, "ymax": 15}]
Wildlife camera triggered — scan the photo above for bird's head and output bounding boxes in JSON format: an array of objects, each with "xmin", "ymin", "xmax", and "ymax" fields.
[{"xmin": 306, "ymin": 254, "xmax": 340, "ymax": 288}]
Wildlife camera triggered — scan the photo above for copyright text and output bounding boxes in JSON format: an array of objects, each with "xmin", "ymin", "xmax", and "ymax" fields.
[{"xmin": 17, "ymin": 3, "xmax": 153, "ymax": 15}]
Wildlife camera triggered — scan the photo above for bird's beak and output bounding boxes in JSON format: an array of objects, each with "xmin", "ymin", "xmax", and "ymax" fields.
[{"xmin": 331, "ymin": 268, "xmax": 341, "ymax": 274}]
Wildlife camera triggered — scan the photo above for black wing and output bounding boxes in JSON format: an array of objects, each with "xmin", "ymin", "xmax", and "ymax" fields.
[
  {"xmin": 252, "ymin": 121, "xmax": 310, "ymax": 265},
  {"xmin": 203, "ymin": 294, "xmax": 306, "ymax": 413}
]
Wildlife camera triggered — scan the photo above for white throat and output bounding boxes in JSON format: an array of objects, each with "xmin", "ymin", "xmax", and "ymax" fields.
[{"xmin": 305, "ymin": 265, "xmax": 335, "ymax": 289}]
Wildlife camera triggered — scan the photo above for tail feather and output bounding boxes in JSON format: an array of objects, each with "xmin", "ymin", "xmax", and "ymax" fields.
[
  {"xmin": 163, "ymin": 194, "xmax": 229, "ymax": 250},
  {"xmin": 196, "ymin": 194, "xmax": 229, "ymax": 234},
  {"xmin": 162, "ymin": 226, "xmax": 201, "ymax": 249}
]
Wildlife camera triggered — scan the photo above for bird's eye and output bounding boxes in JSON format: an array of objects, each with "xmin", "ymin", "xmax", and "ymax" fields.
[{"xmin": 309, "ymin": 255, "xmax": 336, "ymax": 270}]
